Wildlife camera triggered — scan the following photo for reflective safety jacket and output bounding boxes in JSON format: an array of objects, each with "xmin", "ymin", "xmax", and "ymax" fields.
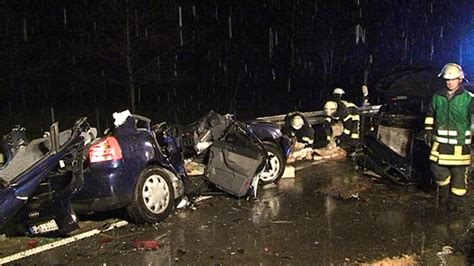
[
  {"xmin": 425, "ymin": 87, "xmax": 474, "ymax": 165},
  {"xmin": 324, "ymin": 100, "xmax": 360, "ymax": 141}
]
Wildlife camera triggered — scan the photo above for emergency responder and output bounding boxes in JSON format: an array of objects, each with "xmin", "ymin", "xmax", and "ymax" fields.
[
  {"xmin": 282, "ymin": 112, "xmax": 315, "ymax": 147},
  {"xmin": 425, "ymin": 63, "xmax": 473, "ymax": 212},
  {"xmin": 323, "ymin": 98, "xmax": 360, "ymax": 151}
]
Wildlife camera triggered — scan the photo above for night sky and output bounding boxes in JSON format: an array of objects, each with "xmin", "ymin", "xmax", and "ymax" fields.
[{"xmin": 0, "ymin": 0, "xmax": 473, "ymax": 133}]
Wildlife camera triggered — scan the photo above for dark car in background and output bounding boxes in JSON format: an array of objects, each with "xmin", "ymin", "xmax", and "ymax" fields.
[{"xmin": 357, "ymin": 65, "xmax": 445, "ymax": 185}]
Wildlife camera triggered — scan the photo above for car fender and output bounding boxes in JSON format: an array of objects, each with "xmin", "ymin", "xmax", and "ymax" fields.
[{"xmin": 149, "ymin": 163, "xmax": 185, "ymax": 200}]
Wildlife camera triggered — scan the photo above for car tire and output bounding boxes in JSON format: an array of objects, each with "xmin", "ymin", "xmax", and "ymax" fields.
[
  {"xmin": 126, "ymin": 166, "xmax": 175, "ymax": 224},
  {"xmin": 258, "ymin": 141, "xmax": 286, "ymax": 185}
]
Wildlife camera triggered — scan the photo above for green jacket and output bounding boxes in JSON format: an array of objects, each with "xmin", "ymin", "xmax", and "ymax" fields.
[{"xmin": 425, "ymin": 86, "xmax": 474, "ymax": 165}]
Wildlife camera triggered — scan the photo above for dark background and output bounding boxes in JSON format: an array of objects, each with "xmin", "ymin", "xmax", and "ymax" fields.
[{"xmin": 0, "ymin": 0, "xmax": 473, "ymax": 135}]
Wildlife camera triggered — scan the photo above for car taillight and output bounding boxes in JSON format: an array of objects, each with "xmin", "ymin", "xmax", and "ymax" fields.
[{"xmin": 89, "ymin": 136, "xmax": 123, "ymax": 163}]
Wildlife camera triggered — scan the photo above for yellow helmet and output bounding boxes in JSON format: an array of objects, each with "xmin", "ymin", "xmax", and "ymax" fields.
[{"xmin": 438, "ymin": 63, "xmax": 465, "ymax": 80}]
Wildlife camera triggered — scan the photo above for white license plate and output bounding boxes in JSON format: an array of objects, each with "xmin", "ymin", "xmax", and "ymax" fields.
[{"xmin": 29, "ymin": 219, "xmax": 59, "ymax": 234}]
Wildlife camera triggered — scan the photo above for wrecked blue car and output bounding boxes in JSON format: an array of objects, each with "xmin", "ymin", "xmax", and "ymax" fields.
[
  {"xmin": 72, "ymin": 111, "xmax": 187, "ymax": 224},
  {"xmin": 0, "ymin": 117, "xmax": 93, "ymax": 236}
]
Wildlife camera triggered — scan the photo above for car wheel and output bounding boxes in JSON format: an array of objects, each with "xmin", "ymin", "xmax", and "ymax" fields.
[
  {"xmin": 126, "ymin": 166, "xmax": 175, "ymax": 224},
  {"xmin": 258, "ymin": 141, "xmax": 286, "ymax": 185}
]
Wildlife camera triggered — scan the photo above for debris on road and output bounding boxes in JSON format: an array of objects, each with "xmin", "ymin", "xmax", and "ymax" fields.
[
  {"xmin": 133, "ymin": 240, "xmax": 159, "ymax": 250},
  {"xmin": 27, "ymin": 240, "xmax": 39, "ymax": 248},
  {"xmin": 194, "ymin": 195, "xmax": 213, "ymax": 203}
]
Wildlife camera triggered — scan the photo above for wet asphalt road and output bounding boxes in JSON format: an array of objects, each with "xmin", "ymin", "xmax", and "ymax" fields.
[{"xmin": 3, "ymin": 160, "xmax": 474, "ymax": 265}]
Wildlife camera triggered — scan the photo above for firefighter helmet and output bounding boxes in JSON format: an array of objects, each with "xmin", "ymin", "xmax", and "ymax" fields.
[
  {"xmin": 324, "ymin": 101, "xmax": 338, "ymax": 117},
  {"xmin": 332, "ymin": 88, "xmax": 345, "ymax": 95},
  {"xmin": 290, "ymin": 115, "xmax": 304, "ymax": 130},
  {"xmin": 438, "ymin": 63, "xmax": 465, "ymax": 80}
]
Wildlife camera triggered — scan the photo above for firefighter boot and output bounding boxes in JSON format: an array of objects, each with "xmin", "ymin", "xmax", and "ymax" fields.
[
  {"xmin": 436, "ymin": 186, "xmax": 449, "ymax": 207},
  {"xmin": 447, "ymin": 194, "xmax": 464, "ymax": 212}
]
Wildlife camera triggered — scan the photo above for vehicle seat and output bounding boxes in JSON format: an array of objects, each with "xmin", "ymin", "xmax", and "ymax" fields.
[
  {"xmin": 0, "ymin": 136, "xmax": 50, "ymax": 183},
  {"xmin": 40, "ymin": 130, "xmax": 73, "ymax": 151}
]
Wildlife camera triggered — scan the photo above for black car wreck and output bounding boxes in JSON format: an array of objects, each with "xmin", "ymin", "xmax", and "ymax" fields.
[{"xmin": 356, "ymin": 65, "xmax": 451, "ymax": 186}]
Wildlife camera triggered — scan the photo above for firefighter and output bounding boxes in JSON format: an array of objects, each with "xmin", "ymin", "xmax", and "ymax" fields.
[
  {"xmin": 282, "ymin": 112, "xmax": 315, "ymax": 147},
  {"xmin": 323, "ymin": 98, "xmax": 360, "ymax": 151},
  {"xmin": 425, "ymin": 63, "xmax": 473, "ymax": 212}
]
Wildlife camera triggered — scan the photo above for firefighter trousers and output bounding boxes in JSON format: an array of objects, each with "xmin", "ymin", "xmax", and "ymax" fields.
[{"xmin": 431, "ymin": 163, "xmax": 470, "ymax": 196}]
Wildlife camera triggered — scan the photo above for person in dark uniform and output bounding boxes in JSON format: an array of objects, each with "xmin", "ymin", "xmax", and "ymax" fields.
[
  {"xmin": 322, "ymin": 99, "xmax": 360, "ymax": 152},
  {"xmin": 282, "ymin": 112, "xmax": 315, "ymax": 148},
  {"xmin": 282, "ymin": 112, "xmax": 315, "ymax": 161}
]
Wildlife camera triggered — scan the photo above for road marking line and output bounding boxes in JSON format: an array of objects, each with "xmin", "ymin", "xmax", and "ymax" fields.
[{"xmin": 0, "ymin": 220, "xmax": 128, "ymax": 265}]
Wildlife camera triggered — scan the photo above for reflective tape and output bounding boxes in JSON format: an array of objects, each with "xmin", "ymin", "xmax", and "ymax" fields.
[
  {"xmin": 436, "ymin": 176, "xmax": 451, "ymax": 187},
  {"xmin": 433, "ymin": 136, "xmax": 470, "ymax": 145},
  {"xmin": 424, "ymin": 117, "xmax": 434, "ymax": 125},
  {"xmin": 437, "ymin": 159, "xmax": 471, "ymax": 165},
  {"xmin": 342, "ymin": 114, "xmax": 360, "ymax": 122},
  {"xmin": 438, "ymin": 154, "xmax": 471, "ymax": 160},
  {"xmin": 437, "ymin": 130, "xmax": 457, "ymax": 136},
  {"xmin": 351, "ymin": 133, "xmax": 359, "ymax": 139},
  {"xmin": 343, "ymin": 129, "xmax": 351, "ymax": 135},
  {"xmin": 434, "ymin": 136, "xmax": 457, "ymax": 144},
  {"xmin": 451, "ymin": 187, "xmax": 467, "ymax": 196}
]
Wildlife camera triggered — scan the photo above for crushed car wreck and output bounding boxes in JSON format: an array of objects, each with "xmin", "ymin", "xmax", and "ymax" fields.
[
  {"xmin": 356, "ymin": 65, "xmax": 446, "ymax": 185},
  {"xmin": 176, "ymin": 110, "xmax": 292, "ymax": 193},
  {"xmin": 0, "ymin": 117, "xmax": 95, "ymax": 236}
]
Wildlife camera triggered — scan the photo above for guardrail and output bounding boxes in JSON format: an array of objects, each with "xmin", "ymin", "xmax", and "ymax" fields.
[{"xmin": 253, "ymin": 105, "xmax": 382, "ymax": 126}]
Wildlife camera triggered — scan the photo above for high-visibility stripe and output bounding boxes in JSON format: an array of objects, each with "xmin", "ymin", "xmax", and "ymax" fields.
[
  {"xmin": 466, "ymin": 131, "xmax": 471, "ymax": 136},
  {"xmin": 424, "ymin": 117, "xmax": 434, "ymax": 125},
  {"xmin": 437, "ymin": 159, "xmax": 471, "ymax": 165},
  {"xmin": 341, "ymin": 101, "xmax": 358, "ymax": 108},
  {"xmin": 351, "ymin": 133, "xmax": 359, "ymax": 139},
  {"xmin": 425, "ymin": 126, "xmax": 433, "ymax": 130},
  {"xmin": 438, "ymin": 154, "xmax": 471, "ymax": 160},
  {"xmin": 434, "ymin": 136, "xmax": 469, "ymax": 145},
  {"xmin": 436, "ymin": 176, "xmax": 451, "ymax": 186},
  {"xmin": 326, "ymin": 136, "xmax": 331, "ymax": 141},
  {"xmin": 435, "ymin": 136, "xmax": 456, "ymax": 144},
  {"xmin": 451, "ymin": 187, "xmax": 467, "ymax": 196},
  {"xmin": 430, "ymin": 142, "xmax": 440, "ymax": 160},
  {"xmin": 302, "ymin": 137, "xmax": 314, "ymax": 144},
  {"xmin": 343, "ymin": 129, "xmax": 351, "ymax": 135},
  {"xmin": 437, "ymin": 130, "xmax": 457, "ymax": 136},
  {"xmin": 342, "ymin": 114, "xmax": 360, "ymax": 122}
]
